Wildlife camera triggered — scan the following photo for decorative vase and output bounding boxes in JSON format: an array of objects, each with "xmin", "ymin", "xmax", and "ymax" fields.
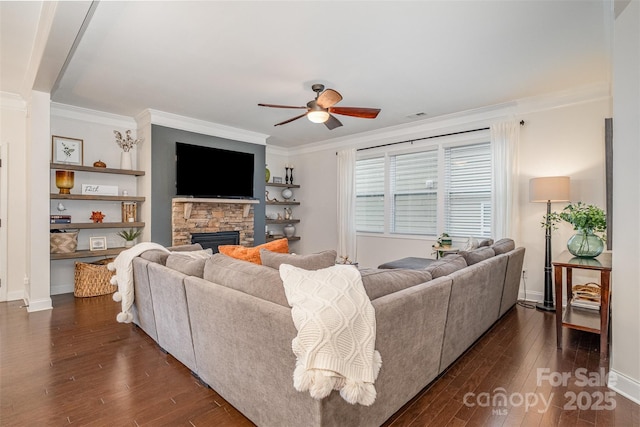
[
  {"xmin": 567, "ymin": 230, "xmax": 604, "ymax": 258},
  {"xmin": 124, "ymin": 240, "xmax": 135, "ymax": 248},
  {"xmin": 283, "ymin": 224, "xmax": 296, "ymax": 238},
  {"xmin": 281, "ymin": 188, "xmax": 293, "ymax": 200},
  {"xmin": 120, "ymin": 151, "xmax": 132, "ymax": 170},
  {"xmin": 55, "ymin": 170, "xmax": 75, "ymax": 194},
  {"xmin": 265, "ymin": 167, "xmax": 271, "ymax": 183}
]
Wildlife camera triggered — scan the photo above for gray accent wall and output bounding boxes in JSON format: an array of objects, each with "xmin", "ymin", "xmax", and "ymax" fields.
[{"xmin": 150, "ymin": 124, "xmax": 266, "ymax": 246}]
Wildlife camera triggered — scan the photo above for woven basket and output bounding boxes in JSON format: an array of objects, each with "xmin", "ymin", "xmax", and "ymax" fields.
[
  {"xmin": 50, "ymin": 231, "xmax": 78, "ymax": 254},
  {"xmin": 74, "ymin": 258, "xmax": 117, "ymax": 297}
]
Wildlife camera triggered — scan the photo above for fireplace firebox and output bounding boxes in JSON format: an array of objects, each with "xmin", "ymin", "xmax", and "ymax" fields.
[{"xmin": 191, "ymin": 231, "xmax": 240, "ymax": 253}]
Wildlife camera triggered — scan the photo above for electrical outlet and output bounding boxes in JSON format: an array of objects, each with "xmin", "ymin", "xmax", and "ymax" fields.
[{"xmin": 23, "ymin": 275, "xmax": 29, "ymax": 285}]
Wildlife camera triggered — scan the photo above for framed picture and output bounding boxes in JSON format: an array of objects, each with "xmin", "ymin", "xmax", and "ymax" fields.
[
  {"xmin": 273, "ymin": 176, "xmax": 283, "ymax": 184},
  {"xmin": 52, "ymin": 135, "xmax": 83, "ymax": 165},
  {"xmin": 89, "ymin": 236, "xmax": 107, "ymax": 251}
]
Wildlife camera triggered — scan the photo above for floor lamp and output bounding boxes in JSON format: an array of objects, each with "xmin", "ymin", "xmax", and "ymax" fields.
[{"xmin": 529, "ymin": 176, "xmax": 570, "ymax": 312}]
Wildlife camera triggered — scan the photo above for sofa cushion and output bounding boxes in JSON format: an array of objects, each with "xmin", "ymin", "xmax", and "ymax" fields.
[
  {"xmin": 260, "ymin": 249, "xmax": 337, "ymax": 270},
  {"xmin": 203, "ymin": 253, "xmax": 288, "ymax": 306},
  {"xmin": 359, "ymin": 268, "xmax": 432, "ymax": 300},
  {"xmin": 491, "ymin": 238, "xmax": 515, "ymax": 255},
  {"xmin": 165, "ymin": 250, "xmax": 212, "ymax": 278},
  {"xmin": 218, "ymin": 238, "xmax": 289, "ymax": 264},
  {"xmin": 457, "ymin": 247, "xmax": 495, "ymax": 266},
  {"xmin": 425, "ymin": 255, "xmax": 467, "ymax": 279},
  {"xmin": 139, "ymin": 243, "xmax": 204, "ymax": 265}
]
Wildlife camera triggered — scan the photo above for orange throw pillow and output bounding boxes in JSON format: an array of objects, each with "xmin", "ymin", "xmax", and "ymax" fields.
[{"xmin": 218, "ymin": 238, "xmax": 289, "ymax": 264}]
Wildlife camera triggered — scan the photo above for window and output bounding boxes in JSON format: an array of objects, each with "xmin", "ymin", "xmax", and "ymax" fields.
[
  {"xmin": 444, "ymin": 143, "xmax": 492, "ymax": 237},
  {"xmin": 355, "ymin": 140, "xmax": 492, "ymax": 238},
  {"xmin": 390, "ymin": 150, "xmax": 438, "ymax": 235},
  {"xmin": 355, "ymin": 157, "xmax": 385, "ymax": 232}
]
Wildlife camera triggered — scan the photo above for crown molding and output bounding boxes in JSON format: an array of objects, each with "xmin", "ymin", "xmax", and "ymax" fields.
[
  {"xmin": 51, "ymin": 102, "xmax": 136, "ymax": 128},
  {"xmin": 282, "ymin": 82, "xmax": 611, "ymax": 156},
  {"xmin": 0, "ymin": 92, "xmax": 27, "ymax": 112},
  {"xmin": 137, "ymin": 109, "xmax": 268, "ymax": 146}
]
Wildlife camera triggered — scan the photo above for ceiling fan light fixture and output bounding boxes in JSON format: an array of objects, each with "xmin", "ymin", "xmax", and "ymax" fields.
[{"xmin": 307, "ymin": 110, "xmax": 330, "ymax": 123}]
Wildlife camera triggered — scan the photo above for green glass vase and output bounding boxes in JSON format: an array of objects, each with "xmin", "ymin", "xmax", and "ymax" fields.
[{"xmin": 567, "ymin": 230, "xmax": 604, "ymax": 258}]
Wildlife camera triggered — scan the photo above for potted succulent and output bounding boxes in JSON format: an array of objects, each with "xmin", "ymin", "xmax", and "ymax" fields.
[
  {"xmin": 548, "ymin": 202, "xmax": 606, "ymax": 258},
  {"xmin": 117, "ymin": 228, "xmax": 142, "ymax": 248}
]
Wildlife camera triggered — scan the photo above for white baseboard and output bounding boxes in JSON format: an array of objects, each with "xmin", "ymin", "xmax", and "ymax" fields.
[
  {"xmin": 609, "ymin": 369, "xmax": 640, "ymax": 405},
  {"xmin": 518, "ymin": 289, "xmax": 542, "ymax": 302},
  {"xmin": 26, "ymin": 297, "xmax": 52, "ymax": 312},
  {"xmin": 6, "ymin": 290, "xmax": 25, "ymax": 302},
  {"xmin": 50, "ymin": 283, "xmax": 74, "ymax": 296}
]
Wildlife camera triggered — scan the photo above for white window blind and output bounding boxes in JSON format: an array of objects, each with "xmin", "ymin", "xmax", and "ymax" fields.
[
  {"xmin": 390, "ymin": 150, "xmax": 438, "ymax": 235},
  {"xmin": 355, "ymin": 157, "xmax": 385, "ymax": 232},
  {"xmin": 444, "ymin": 142, "xmax": 492, "ymax": 238}
]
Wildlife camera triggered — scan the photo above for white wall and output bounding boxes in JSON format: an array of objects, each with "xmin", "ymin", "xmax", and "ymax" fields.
[
  {"xmin": 611, "ymin": 0, "xmax": 640, "ymax": 403},
  {"xmin": 0, "ymin": 94, "xmax": 29, "ymax": 301}
]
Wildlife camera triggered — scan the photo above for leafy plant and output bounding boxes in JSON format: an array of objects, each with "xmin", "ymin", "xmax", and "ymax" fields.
[
  {"xmin": 545, "ymin": 202, "xmax": 606, "ymax": 239},
  {"xmin": 117, "ymin": 228, "xmax": 142, "ymax": 241}
]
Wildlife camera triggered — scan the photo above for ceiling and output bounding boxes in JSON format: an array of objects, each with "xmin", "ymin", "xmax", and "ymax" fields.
[{"xmin": 1, "ymin": 1, "xmax": 612, "ymax": 148}]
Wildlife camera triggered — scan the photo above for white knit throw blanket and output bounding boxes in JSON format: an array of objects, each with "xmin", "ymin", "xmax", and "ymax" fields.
[
  {"xmin": 107, "ymin": 242, "xmax": 169, "ymax": 323},
  {"xmin": 279, "ymin": 264, "xmax": 382, "ymax": 406}
]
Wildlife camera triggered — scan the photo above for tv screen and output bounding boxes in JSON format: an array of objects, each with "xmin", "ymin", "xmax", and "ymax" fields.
[{"xmin": 176, "ymin": 142, "xmax": 254, "ymax": 198}]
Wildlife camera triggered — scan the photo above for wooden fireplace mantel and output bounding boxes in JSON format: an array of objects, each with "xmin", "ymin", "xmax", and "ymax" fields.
[{"xmin": 173, "ymin": 198, "xmax": 259, "ymax": 219}]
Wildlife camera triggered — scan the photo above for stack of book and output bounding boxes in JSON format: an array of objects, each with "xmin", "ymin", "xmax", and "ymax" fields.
[
  {"xmin": 571, "ymin": 283, "xmax": 601, "ymax": 310},
  {"xmin": 50, "ymin": 215, "xmax": 71, "ymax": 224}
]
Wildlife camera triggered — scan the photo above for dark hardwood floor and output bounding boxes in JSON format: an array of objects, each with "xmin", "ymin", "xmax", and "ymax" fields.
[{"xmin": 1, "ymin": 294, "xmax": 638, "ymax": 426}]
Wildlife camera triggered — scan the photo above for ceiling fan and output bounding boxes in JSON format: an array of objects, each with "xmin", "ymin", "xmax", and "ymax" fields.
[{"xmin": 258, "ymin": 84, "xmax": 381, "ymax": 130}]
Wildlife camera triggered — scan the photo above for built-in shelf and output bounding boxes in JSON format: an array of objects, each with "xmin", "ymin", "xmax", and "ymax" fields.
[
  {"xmin": 50, "ymin": 247, "xmax": 129, "ymax": 260},
  {"xmin": 51, "ymin": 193, "xmax": 145, "ymax": 202},
  {"xmin": 50, "ymin": 221, "xmax": 145, "ymax": 230},
  {"xmin": 265, "ymin": 182, "xmax": 300, "ymax": 189},
  {"xmin": 265, "ymin": 219, "xmax": 300, "ymax": 225},
  {"xmin": 51, "ymin": 162, "xmax": 145, "ymax": 176},
  {"xmin": 266, "ymin": 201, "xmax": 300, "ymax": 206}
]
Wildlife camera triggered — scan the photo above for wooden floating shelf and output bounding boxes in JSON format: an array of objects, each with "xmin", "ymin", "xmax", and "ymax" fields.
[
  {"xmin": 265, "ymin": 219, "xmax": 300, "ymax": 224},
  {"xmin": 50, "ymin": 222, "xmax": 145, "ymax": 230},
  {"xmin": 51, "ymin": 163, "xmax": 145, "ymax": 176},
  {"xmin": 266, "ymin": 183, "xmax": 300, "ymax": 189},
  {"xmin": 266, "ymin": 235, "xmax": 301, "ymax": 242},
  {"xmin": 51, "ymin": 247, "xmax": 129, "ymax": 260},
  {"xmin": 51, "ymin": 194, "xmax": 145, "ymax": 202},
  {"xmin": 266, "ymin": 201, "xmax": 300, "ymax": 206}
]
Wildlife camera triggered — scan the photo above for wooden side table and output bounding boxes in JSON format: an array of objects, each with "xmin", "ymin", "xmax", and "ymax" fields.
[
  {"xmin": 553, "ymin": 251, "xmax": 612, "ymax": 359},
  {"xmin": 432, "ymin": 245, "xmax": 459, "ymax": 260}
]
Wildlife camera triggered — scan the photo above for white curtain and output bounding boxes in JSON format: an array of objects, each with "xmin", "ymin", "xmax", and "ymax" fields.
[
  {"xmin": 337, "ymin": 148, "xmax": 357, "ymax": 262},
  {"xmin": 491, "ymin": 121, "xmax": 520, "ymax": 242}
]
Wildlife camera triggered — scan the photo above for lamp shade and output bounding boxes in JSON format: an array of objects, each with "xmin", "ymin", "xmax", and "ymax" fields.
[{"xmin": 529, "ymin": 176, "xmax": 570, "ymax": 202}]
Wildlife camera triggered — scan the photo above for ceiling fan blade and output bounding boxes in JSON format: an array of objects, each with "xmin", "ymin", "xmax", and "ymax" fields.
[
  {"xmin": 329, "ymin": 106, "xmax": 381, "ymax": 119},
  {"xmin": 258, "ymin": 103, "xmax": 306, "ymax": 109},
  {"xmin": 274, "ymin": 113, "xmax": 308, "ymax": 127},
  {"xmin": 316, "ymin": 89, "xmax": 343, "ymax": 109},
  {"xmin": 324, "ymin": 114, "xmax": 343, "ymax": 130}
]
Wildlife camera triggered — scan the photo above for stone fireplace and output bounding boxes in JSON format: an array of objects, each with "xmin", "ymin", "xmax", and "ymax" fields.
[{"xmin": 171, "ymin": 198, "xmax": 259, "ymax": 247}]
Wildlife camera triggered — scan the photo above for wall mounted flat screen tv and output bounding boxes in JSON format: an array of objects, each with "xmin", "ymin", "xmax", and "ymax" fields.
[{"xmin": 176, "ymin": 142, "xmax": 254, "ymax": 199}]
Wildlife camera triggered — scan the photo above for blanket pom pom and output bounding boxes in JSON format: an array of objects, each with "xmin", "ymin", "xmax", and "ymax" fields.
[
  {"xmin": 107, "ymin": 262, "xmax": 115, "ymax": 271},
  {"xmin": 340, "ymin": 379, "xmax": 377, "ymax": 406},
  {"xmin": 293, "ymin": 363, "xmax": 313, "ymax": 392},
  {"xmin": 116, "ymin": 311, "xmax": 133, "ymax": 323},
  {"xmin": 308, "ymin": 371, "xmax": 335, "ymax": 400},
  {"xmin": 110, "ymin": 276, "xmax": 118, "ymax": 285},
  {"xmin": 112, "ymin": 291, "xmax": 122, "ymax": 302}
]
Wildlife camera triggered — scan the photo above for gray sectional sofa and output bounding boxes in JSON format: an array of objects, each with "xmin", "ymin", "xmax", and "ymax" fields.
[{"xmin": 128, "ymin": 239, "xmax": 525, "ymax": 427}]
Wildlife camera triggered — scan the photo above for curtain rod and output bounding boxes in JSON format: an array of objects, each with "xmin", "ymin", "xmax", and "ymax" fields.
[{"xmin": 350, "ymin": 120, "xmax": 525, "ymax": 153}]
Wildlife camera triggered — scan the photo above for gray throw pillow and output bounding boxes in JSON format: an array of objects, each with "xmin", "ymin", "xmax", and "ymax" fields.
[
  {"xmin": 457, "ymin": 247, "xmax": 495, "ymax": 266},
  {"xmin": 426, "ymin": 255, "xmax": 468, "ymax": 279},
  {"xmin": 203, "ymin": 253, "xmax": 288, "ymax": 307},
  {"xmin": 166, "ymin": 253, "xmax": 209, "ymax": 277},
  {"xmin": 478, "ymin": 238, "xmax": 494, "ymax": 247},
  {"xmin": 260, "ymin": 249, "xmax": 337, "ymax": 270},
  {"xmin": 359, "ymin": 268, "xmax": 432, "ymax": 301},
  {"xmin": 491, "ymin": 238, "xmax": 515, "ymax": 255},
  {"xmin": 140, "ymin": 243, "xmax": 204, "ymax": 265}
]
